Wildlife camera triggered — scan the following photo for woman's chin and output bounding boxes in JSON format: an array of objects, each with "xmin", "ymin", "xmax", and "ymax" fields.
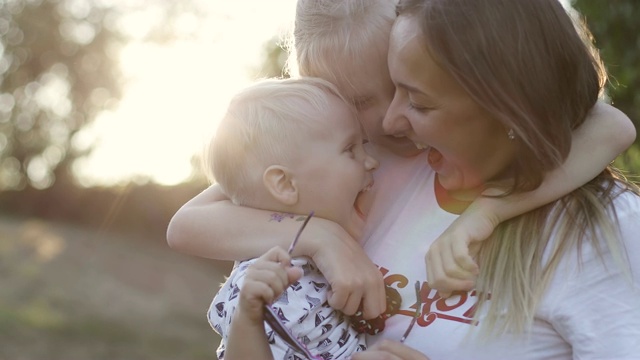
[{"xmin": 437, "ymin": 173, "xmax": 484, "ymax": 201}]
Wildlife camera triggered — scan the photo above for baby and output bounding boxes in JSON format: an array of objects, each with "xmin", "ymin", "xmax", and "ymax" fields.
[{"xmin": 206, "ymin": 77, "xmax": 378, "ymax": 360}]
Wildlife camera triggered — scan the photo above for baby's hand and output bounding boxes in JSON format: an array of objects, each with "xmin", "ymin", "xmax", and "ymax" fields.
[
  {"xmin": 426, "ymin": 204, "xmax": 499, "ymax": 298},
  {"xmin": 239, "ymin": 247, "xmax": 303, "ymax": 323}
]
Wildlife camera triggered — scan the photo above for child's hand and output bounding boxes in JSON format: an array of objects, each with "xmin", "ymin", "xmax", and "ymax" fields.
[
  {"xmin": 306, "ymin": 218, "xmax": 386, "ymax": 320},
  {"xmin": 426, "ymin": 204, "xmax": 499, "ymax": 298},
  {"xmin": 238, "ymin": 247, "xmax": 303, "ymax": 323}
]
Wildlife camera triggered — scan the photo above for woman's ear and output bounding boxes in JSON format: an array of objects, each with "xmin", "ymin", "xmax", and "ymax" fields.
[{"xmin": 263, "ymin": 165, "xmax": 299, "ymax": 206}]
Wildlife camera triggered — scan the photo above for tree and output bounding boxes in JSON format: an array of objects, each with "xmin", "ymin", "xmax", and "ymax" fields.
[
  {"xmin": 573, "ymin": 0, "xmax": 640, "ymax": 174},
  {"xmin": 253, "ymin": 35, "xmax": 291, "ymax": 79},
  {"xmin": 0, "ymin": 0, "xmax": 209, "ymax": 190},
  {"xmin": 0, "ymin": 0, "xmax": 125, "ymax": 190}
]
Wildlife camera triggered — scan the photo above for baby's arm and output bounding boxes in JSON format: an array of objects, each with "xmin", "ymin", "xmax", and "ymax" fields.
[
  {"xmin": 167, "ymin": 185, "xmax": 386, "ymax": 318},
  {"xmin": 225, "ymin": 247, "xmax": 302, "ymax": 360},
  {"xmin": 427, "ymin": 102, "xmax": 636, "ymax": 296}
]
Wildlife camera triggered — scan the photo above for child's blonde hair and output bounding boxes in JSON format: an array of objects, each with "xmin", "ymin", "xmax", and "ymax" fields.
[
  {"xmin": 205, "ymin": 77, "xmax": 348, "ymax": 206},
  {"xmin": 286, "ymin": 0, "xmax": 396, "ymax": 89}
]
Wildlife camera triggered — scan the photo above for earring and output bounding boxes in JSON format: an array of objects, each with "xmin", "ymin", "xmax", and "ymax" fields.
[{"xmin": 507, "ymin": 129, "xmax": 515, "ymax": 141}]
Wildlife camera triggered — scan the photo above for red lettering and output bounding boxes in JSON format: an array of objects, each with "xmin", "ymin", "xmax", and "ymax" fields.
[
  {"xmin": 436, "ymin": 291, "xmax": 468, "ymax": 312},
  {"xmin": 378, "ymin": 266, "xmax": 389, "ymax": 277},
  {"xmin": 379, "ymin": 270, "xmax": 487, "ymax": 328},
  {"xmin": 384, "ymin": 274, "xmax": 409, "ymax": 289}
]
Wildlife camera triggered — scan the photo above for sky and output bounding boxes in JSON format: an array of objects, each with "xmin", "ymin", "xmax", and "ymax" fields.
[{"xmin": 72, "ymin": 0, "xmax": 297, "ymax": 186}]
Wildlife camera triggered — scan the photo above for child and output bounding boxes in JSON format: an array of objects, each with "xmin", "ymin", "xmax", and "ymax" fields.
[{"xmin": 206, "ymin": 77, "xmax": 378, "ymax": 360}]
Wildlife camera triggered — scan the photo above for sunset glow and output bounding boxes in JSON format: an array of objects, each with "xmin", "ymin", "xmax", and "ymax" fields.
[{"xmin": 73, "ymin": 1, "xmax": 296, "ymax": 186}]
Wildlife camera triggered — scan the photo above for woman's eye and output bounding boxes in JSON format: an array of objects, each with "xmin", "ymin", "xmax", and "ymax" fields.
[{"xmin": 408, "ymin": 102, "xmax": 434, "ymax": 112}]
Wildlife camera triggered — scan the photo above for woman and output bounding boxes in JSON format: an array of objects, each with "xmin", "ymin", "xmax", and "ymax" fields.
[{"xmin": 354, "ymin": 0, "xmax": 640, "ymax": 358}]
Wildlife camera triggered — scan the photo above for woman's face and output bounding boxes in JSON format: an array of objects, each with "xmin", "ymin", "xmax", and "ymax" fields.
[{"xmin": 384, "ymin": 15, "xmax": 517, "ymax": 194}]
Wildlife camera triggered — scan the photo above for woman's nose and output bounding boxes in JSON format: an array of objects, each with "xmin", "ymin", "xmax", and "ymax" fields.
[{"xmin": 382, "ymin": 98, "xmax": 411, "ymax": 136}]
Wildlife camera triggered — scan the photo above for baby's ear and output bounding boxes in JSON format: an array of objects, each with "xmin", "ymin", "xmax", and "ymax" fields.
[{"xmin": 263, "ymin": 165, "xmax": 298, "ymax": 206}]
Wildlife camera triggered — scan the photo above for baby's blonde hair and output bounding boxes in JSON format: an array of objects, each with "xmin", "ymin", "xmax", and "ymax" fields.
[
  {"xmin": 205, "ymin": 77, "xmax": 348, "ymax": 206},
  {"xmin": 286, "ymin": 0, "xmax": 396, "ymax": 88}
]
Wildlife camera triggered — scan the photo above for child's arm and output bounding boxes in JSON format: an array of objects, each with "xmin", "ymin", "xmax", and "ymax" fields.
[
  {"xmin": 427, "ymin": 102, "xmax": 636, "ymax": 297},
  {"xmin": 166, "ymin": 185, "xmax": 285, "ymax": 259},
  {"xmin": 167, "ymin": 185, "xmax": 386, "ymax": 319},
  {"xmin": 225, "ymin": 247, "xmax": 303, "ymax": 360}
]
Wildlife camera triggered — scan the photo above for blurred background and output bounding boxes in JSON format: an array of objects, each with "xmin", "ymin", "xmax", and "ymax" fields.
[{"xmin": 0, "ymin": 0, "xmax": 637, "ymax": 359}]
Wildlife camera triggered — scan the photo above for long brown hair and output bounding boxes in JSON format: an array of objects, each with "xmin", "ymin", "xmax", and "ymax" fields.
[{"xmin": 398, "ymin": 0, "xmax": 637, "ymax": 335}]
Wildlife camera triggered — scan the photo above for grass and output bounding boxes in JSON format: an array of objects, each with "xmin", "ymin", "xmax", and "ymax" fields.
[{"xmin": 0, "ymin": 216, "xmax": 230, "ymax": 360}]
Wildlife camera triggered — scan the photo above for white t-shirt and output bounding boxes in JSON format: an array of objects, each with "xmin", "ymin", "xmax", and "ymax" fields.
[
  {"xmin": 209, "ymin": 257, "xmax": 366, "ymax": 360},
  {"xmin": 362, "ymin": 149, "xmax": 640, "ymax": 359}
]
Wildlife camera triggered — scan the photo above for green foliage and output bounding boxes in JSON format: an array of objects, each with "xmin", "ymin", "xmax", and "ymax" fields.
[
  {"xmin": 0, "ymin": 0, "xmax": 209, "ymax": 190},
  {"xmin": 253, "ymin": 35, "xmax": 290, "ymax": 79},
  {"xmin": 573, "ymin": 0, "xmax": 640, "ymax": 174},
  {"xmin": 0, "ymin": 0, "xmax": 124, "ymax": 190}
]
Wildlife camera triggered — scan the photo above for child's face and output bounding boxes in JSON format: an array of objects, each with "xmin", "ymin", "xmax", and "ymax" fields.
[
  {"xmin": 292, "ymin": 95, "xmax": 378, "ymax": 229},
  {"xmin": 335, "ymin": 38, "xmax": 423, "ymax": 159}
]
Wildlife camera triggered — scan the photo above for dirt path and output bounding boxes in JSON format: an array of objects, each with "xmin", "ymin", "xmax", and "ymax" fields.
[{"xmin": 0, "ymin": 216, "xmax": 232, "ymax": 360}]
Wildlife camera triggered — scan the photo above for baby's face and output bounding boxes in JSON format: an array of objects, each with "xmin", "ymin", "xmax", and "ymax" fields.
[{"xmin": 291, "ymin": 95, "xmax": 378, "ymax": 229}]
